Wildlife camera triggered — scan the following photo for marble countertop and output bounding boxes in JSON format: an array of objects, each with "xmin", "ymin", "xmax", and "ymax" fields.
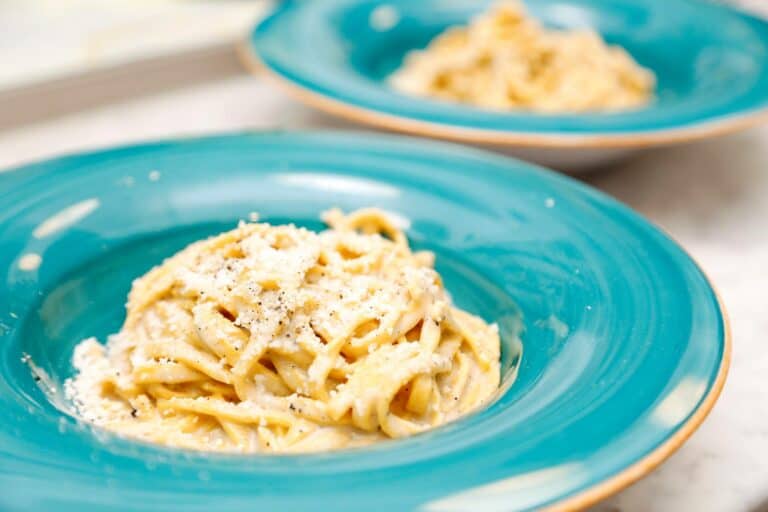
[{"xmin": 0, "ymin": 75, "xmax": 765, "ymax": 512}]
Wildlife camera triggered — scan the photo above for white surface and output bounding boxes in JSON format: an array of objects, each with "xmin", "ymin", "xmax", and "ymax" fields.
[
  {"xmin": 0, "ymin": 0, "xmax": 269, "ymax": 90},
  {"xmin": 0, "ymin": 76, "xmax": 766, "ymax": 511}
]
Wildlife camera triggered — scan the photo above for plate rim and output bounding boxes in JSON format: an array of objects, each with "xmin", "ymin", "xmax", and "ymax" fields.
[
  {"xmin": 543, "ymin": 285, "xmax": 731, "ymax": 511},
  {"xmin": 0, "ymin": 131, "xmax": 732, "ymax": 510},
  {"xmin": 242, "ymin": 0, "xmax": 768, "ymax": 149}
]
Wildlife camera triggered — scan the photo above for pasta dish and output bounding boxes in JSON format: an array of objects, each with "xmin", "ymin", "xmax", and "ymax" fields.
[
  {"xmin": 66, "ymin": 208, "xmax": 501, "ymax": 452},
  {"xmin": 389, "ymin": 1, "xmax": 655, "ymax": 112}
]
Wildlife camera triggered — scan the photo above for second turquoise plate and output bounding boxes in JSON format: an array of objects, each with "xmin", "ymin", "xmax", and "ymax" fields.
[
  {"xmin": 247, "ymin": 0, "xmax": 768, "ymax": 148},
  {"xmin": 0, "ymin": 132, "xmax": 728, "ymax": 511}
]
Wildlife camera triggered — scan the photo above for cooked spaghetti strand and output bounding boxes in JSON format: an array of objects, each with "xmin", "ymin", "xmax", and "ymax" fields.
[{"xmin": 66, "ymin": 209, "xmax": 501, "ymax": 452}]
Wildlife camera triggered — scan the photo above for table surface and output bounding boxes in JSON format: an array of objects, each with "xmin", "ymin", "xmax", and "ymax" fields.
[
  {"xmin": 0, "ymin": 75, "xmax": 765, "ymax": 512},
  {"xmin": 0, "ymin": 0, "xmax": 267, "ymax": 90}
]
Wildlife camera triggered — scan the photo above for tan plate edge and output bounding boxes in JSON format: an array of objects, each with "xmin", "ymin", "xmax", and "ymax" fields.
[{"xmin": 238, "ymin": 40, "xmax": 768, "ymax": 149}]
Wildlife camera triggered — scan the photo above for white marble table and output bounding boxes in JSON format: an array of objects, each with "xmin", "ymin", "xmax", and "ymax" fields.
[{"xmin": 1, "ymin": 75, "xmax": 765, "ymax": 512}]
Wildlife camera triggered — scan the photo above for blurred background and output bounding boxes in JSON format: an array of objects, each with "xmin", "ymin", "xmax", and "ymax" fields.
[
  {"xmin": 1, "ymin": 0, "xmax": 764, "ymax": 135},
  {"xmin": 0, "ymin": 0, "xmax": 268, "ymax": 131},
  {"xmin": 1, "ymin": 1, "xmax": 767, "ymax": 511}
]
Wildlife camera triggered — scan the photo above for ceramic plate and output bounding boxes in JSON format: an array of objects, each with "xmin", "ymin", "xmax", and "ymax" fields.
[
  {"xmin": 0, "ymin": 132, "xmax": 728, "ymax": 511},
  {"xmin": 245, "ymin": 0, "xmax": 768, "ymax": 168}
]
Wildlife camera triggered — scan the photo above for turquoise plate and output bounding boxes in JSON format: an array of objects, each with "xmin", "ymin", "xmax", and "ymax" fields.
[
  {"xmin": 0, "ymin": 132, "xmax": 728, "ymax": 511},
  {"xmin": 246, "ymin": 0, "xmax": 768, "ymax": 148}
]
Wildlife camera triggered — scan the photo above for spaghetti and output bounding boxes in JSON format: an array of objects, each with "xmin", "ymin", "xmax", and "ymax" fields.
[
  {"xmin": 66, "ymin": 208, "xmax": 501, "ymax": 452},
  {"xmin": 389, "ymin": 1, "xmax": 655, "ymax": 112}
]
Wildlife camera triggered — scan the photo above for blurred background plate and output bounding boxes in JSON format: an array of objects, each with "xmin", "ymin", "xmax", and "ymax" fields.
[
  {"xmin": 246, "ymin": 0, "xmax": 768, "ymax": 171},
  {"xmin": 0, "ymin": 132, "xmax": 728, "ymax": 511}
]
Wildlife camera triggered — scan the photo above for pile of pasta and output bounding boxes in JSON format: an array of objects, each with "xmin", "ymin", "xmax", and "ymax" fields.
[
  {"xmin": 389, "ymin": 1, "xmax": 655, "ymax": 112},
  {"xmin": 67, "ymin": 208, "xmax": 501, "ymax": 452}
]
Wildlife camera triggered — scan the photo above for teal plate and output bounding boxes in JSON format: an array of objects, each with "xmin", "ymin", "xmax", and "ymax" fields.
[
  {"xmin": 247, "ymin": 0, "xmax": 768, "ymax": 147},
  {"xmin": 0, "ymin": 132, "xmax": 728, "ymax": 511}
]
